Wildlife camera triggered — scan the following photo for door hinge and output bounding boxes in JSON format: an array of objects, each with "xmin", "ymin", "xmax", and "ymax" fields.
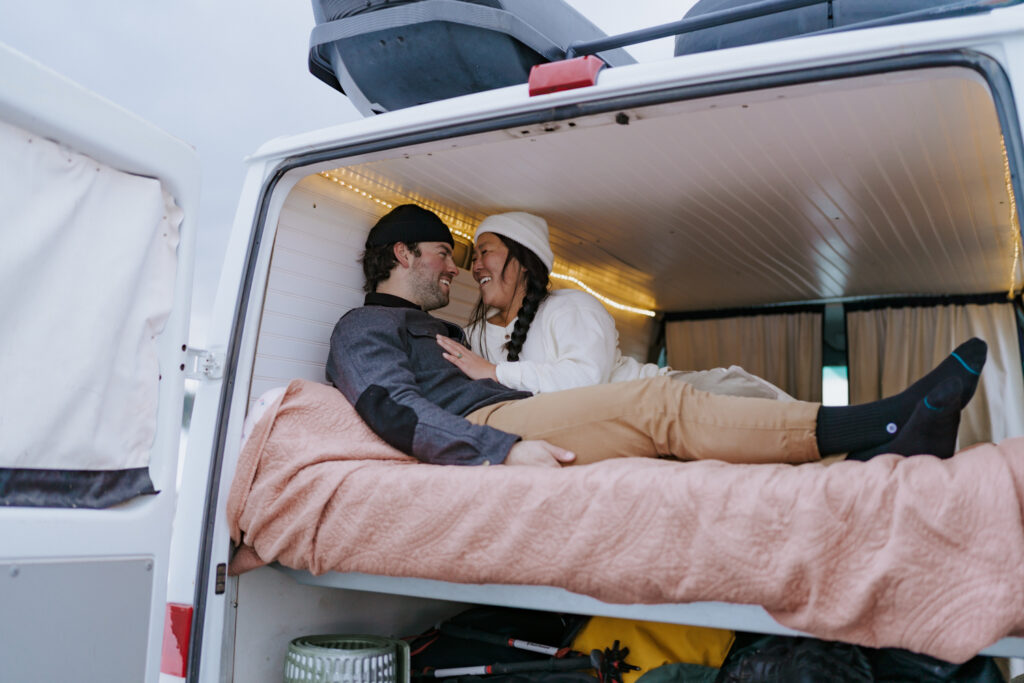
[{"xmin": 184, "ymin": 347, "xmax": 224, "ymax": 380}]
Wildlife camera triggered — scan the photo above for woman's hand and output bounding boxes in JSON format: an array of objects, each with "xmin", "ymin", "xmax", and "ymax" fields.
[{"xmin": 437, "ymin": 335, "xmax": 498, "ymax": 381}]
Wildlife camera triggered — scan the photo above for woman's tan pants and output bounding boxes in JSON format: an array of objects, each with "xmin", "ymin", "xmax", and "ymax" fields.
[{"xmin": 466, "ymin": 376, "xmax": 820, "ymax": 466}]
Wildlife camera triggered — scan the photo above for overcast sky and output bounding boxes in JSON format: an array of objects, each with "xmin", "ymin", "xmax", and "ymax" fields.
[{"xmin": 1, "ymin": 0, "xmax": 693, "ymax": 344}]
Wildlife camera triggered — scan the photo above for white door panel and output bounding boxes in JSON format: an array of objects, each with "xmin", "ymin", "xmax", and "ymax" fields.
[{"xmin": 0, "ymin": 43, "xmax": 198, "ymax": 682}]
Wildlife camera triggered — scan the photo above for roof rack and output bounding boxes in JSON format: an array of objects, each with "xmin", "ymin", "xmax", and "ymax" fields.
[
  {"xmin": 307, "ymin": 0, "xmax": 635, "ymax": 117},
  {"xmin": 566, "ymin": 0, "xmax": 1012, "ymax": 59}
]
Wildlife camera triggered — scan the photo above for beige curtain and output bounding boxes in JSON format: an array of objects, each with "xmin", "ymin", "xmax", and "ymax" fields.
[
  {"xmin": 665, "ymin": 311, "xmax": 823, "ymax": 402},
  {"xmin": 847, "ymin": 303, "xmax": 1024, "ymax": 448}
]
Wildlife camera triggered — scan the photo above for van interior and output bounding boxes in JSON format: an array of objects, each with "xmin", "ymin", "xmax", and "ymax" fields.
[{"xmin": 224, "ymin": 63, "xmax": 1024, "ymax": 681}]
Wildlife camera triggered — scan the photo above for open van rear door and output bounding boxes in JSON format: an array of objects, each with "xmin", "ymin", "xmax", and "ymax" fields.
[{"xmin": 0, "ymin": 44, "xmax": 198, "ymax": 682}]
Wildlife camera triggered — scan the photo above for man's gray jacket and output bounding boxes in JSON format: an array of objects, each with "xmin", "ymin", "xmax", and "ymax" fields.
[{"xmin": 327, "ymin": 293, "xmax": 530, "ymax": 465}]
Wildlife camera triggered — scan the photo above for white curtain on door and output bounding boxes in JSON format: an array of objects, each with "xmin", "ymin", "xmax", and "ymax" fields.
[
  {"xmin": 846, "ymin": 303, "xmax": 1024, "ymax": 448},
  {"xmin": 665, "ymin": 311, "xmax": 823, "ymax": 402},
  {"xmin": 0, "ymin": 119, "xmax": 182, "ymax": 470}
]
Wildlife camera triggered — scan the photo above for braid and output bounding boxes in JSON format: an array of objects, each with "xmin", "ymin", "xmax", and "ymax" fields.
[
  {"xmin": 506, "ymin": 273, "xmax": 547, "ymax": 360},
  {"xmin": 502, "ymin": 241, "xmax": 550, "ymax": 361}
]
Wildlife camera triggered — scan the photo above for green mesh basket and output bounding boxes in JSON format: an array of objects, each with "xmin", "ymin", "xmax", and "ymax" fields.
[{"xmin": 284, "ymin": 634, "xmax": 409, "ymax": 683}]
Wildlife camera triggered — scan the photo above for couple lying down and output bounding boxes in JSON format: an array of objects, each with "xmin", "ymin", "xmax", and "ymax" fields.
[
  {"xmin": 448, "ymin": 210, "xmax": 790, "ymax": 400},
  {"xmin": 327, "ymin": 204, "xmax": 986, "ymax": 467}
]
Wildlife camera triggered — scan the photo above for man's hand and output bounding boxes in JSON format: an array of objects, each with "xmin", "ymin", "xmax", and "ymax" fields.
[
  {"xmin": 505, "ymin": 440, "xmax": 576, "ymax": 467},
  {"xmin": 437, "ymin": 335, "xmax": 499, "ymax": 382}
]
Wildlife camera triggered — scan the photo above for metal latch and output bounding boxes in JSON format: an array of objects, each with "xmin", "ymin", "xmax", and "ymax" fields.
[
  {"xmin": 215, "ymin": 563, "xmax": 227, "ymax": 594},
  {"xmin": 183, "ymin": 347, "xmax": 224, "ymax": 380}
]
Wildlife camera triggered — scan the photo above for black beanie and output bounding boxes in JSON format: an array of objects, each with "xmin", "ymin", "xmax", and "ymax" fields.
[{"xmin": 365, "ymin": 204, "xmax": 454, "ymax": 247}]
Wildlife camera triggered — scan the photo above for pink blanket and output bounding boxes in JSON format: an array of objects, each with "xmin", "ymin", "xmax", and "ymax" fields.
[{"xmin": 227, "ymin": 379, "xmax": 1024, "ymax": 662}]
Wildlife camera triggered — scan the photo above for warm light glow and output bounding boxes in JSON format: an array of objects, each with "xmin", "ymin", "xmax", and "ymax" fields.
[
  {"xmin": 1000, "ymin": 138, "xmax": 1022, "ymax": 299},
  {"xmin": 319, "ymin": 169, "xmax": 658, "ymax": 317},
  {"xmin": 550, "ymin": 272, "xmax": 656, "ymax": 317},
  {"xmin": 319, "ymin": 171, "xmax": 475, "ymax": 242}
]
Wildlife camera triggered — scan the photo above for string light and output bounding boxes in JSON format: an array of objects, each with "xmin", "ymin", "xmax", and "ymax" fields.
[
  {"xmin": 1000, "ymin": 137, "xmax": 1023, "ymax": 299},
  {"xmin": 319, "ymin": 170, "xmax": 475, "ymax": 242},
  {"xmin": 318, "ymin": 169, "xmax": 658, "ymax": 316},
  {"xmin": 550, "ymin": 272, "xmax": 656, "ymax": 317}
]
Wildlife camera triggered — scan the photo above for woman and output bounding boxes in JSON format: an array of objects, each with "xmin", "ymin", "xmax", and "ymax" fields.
[{"xmin": 437, "ymin": 212, "xmax": 789, "ymax": 399}]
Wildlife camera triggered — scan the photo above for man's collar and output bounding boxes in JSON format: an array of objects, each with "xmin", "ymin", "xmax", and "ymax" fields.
[{"xmin": 365, "ymin": 292, "xmax": 422, "ymax": 310}]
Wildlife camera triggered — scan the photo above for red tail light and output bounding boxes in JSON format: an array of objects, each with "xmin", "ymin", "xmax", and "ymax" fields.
[
  {"xmin": 528, "ymin": 56, "xmax": 606, "ymax": 96},
  {"xmin": 161, "ymin": 603, "xmax": 193, "ymax": 677}
]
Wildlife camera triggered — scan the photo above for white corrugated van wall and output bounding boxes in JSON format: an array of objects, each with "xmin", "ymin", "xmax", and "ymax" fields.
[{"xmin": 247, "ymin": 174, "xmax": 478, "ymax": 408}]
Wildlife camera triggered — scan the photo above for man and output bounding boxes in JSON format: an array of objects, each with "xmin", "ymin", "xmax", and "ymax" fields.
[{"xmin": 327, "ymin": 205, "xmax": 985, "ymax": 467}]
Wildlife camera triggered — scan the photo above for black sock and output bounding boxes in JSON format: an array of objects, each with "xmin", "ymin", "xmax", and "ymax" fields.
[
  {"xmin": 816, "ymin": 337, "xmax": 985, "ymax": 455},
  {"xmin": 846, "ymin": 378, "xmax": 962, "ymax": 461}
]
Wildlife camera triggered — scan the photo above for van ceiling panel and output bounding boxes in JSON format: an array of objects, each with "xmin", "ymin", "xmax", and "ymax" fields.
[{"xmin": 328, "ymin": 66, "xmax": 1022, "ymax": 313}]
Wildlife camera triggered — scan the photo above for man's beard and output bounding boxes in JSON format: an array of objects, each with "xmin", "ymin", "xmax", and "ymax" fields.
[
  {"xmin": 411, "ymin": 271, "xmax": 450, "ymax": 311},
  {"xmin": 419, "ymin": 286, "xmax": 449, "ymax": 311}
]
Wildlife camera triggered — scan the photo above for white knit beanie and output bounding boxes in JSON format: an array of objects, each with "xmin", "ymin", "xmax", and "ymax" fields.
[{"xmin": 475, "ymin": 212, "xmax": 554, "ymax": 272}]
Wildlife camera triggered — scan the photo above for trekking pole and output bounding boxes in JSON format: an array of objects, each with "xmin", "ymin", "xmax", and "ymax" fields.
[
  {"xmin": 424, "ymin": 656, "xmax": 593, "ymax": 678},
  {"xmin": 438, "ymin": 622, "xmax": 571, "ymax": 657}
]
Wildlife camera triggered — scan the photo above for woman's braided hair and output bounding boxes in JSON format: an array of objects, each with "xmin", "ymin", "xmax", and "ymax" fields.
[{"xmin": 468, "ymin": 234, "xmax": 551, "ymax": 361}]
